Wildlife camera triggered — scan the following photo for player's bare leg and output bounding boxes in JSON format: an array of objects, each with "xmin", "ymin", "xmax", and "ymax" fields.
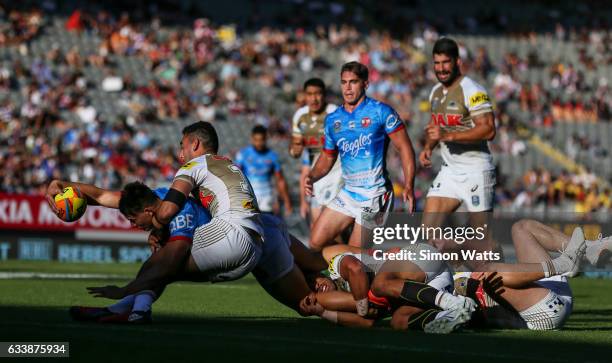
[
  {"xmin": 309, "ymin": 207, "xmax": 355, "ymax": 251},
  {"xmin": 258, "ymin": 265, "xmax": 312, "ymax": 315},
  {"xmin": 289, "ymin": 235, "xmax": 328, "ymax": 272},
  {"xmin": 422, "ymin": 196, "xmax": 461, "ymax": 227}
]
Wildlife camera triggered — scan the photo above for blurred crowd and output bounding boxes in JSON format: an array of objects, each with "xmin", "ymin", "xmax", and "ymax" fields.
[{"xmin": 0, "ymin": 1, "xmax": 610, "ymax": 215}]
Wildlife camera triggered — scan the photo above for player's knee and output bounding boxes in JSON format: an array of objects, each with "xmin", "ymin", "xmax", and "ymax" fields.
[
  {"xmin": 346, "ymin": 258, "xmax": 366, "ymax": 276},
  {"xmin": 370, "ymin": 277, "xmax": 389, "ymax": 298},
  {"xmin": 512, "ymin": 219, "xmax": 532, "ymax": 235}
]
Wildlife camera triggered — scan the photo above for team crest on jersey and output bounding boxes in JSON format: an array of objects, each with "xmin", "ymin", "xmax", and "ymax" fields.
[
  {"xmin": 447, "ymin": 101, "xmax": 459, "ymax": 110},
  {"xmin": 181, "ymin": 161, "xmax": 198, "ymax": 170},
  {"xmin": 333, "ymin": 120, "xmax": 341, "ymax": 132},
  {"xmin": 349, "ymin": 121, "xmax": 356, "ymax": 129},
  {"xmin": 469, "ymin": 92, "xmax": 490, "ymax": 107},
  {"xmin": 361, "ymin": 117, "xmax": 371, "ymax": 128}
]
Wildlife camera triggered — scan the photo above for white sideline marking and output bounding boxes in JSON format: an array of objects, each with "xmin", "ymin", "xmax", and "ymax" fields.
[
  {"xmin": 0, "ymin": 272, "xmax": 248, "ymax": 289},
  {"xmin": 0, "ymin": 272, "xmax": 129, "ymax": 280},
  {"xmin": 2, "ymin": 321, "xmax": 577, "ymax": 362}
]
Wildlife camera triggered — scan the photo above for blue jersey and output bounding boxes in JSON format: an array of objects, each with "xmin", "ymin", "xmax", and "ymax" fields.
[
  {"xmin": 153, "ymin": 188, "xmax": 211, "ymax": 243},
  {"xmin": 235, "ymin": 145, "xmax": 281, "ymax": 200},
  {"xmin": 323, "ymin": 97, "xmax": 404, "ymax": 201}
]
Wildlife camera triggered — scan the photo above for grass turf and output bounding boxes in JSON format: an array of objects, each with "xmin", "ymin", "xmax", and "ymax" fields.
[{"xmin": 1, "ymin": 260, "xmax": 612, "ymax": 362}]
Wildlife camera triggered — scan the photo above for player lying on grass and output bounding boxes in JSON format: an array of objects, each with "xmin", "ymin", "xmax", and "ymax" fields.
[
  {"xmin": 48, "ymin": 181, "xmax": 326, "ymax": 322},
  {"xmin": 304, "ymin": 220, "xmax": 602, "ymax": 332},
  {"xmin": 301, "ymin": 243, "xmax": 477, "ymax": 333},
  {"xmin": 450, "ymin": 220, "xmax": 594, "ymax": 331}
]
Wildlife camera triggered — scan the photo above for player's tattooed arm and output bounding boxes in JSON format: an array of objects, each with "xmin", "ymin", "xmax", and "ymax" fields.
[
  {"xmin": 305, "ymin": 152, "xmax": 336, "ymax": 196},
  {"xmin": 153, "ymin": 179, "xmax": 193, "ymax": 228},
  {"xmin": 46, "ymin": 179, "xmax": 121, "ymax": 213}
]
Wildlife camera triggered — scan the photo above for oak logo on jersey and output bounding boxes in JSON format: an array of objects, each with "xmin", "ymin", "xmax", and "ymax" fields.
[
  {"xmin": 180, "ymin": 161, "xmax": 198, "ymax": 170},
  {"xmin": 431, "ymin": 113, "xmax": 463, "ymax": 127},
  {"xmin": 361, "ymin": 117, "xmax": 371, "ymax": 128},
  {"xmin": 469, "ymin": 92, "xmax": 490, "ymax": 107}
]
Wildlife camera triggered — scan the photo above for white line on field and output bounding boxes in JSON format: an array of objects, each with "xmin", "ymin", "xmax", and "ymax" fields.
[
  {"xmin": 0, "ymin": 272, "xmax": 130, "ymax": 280},
  {"xmin": 0, "ymin": 272, "xmax": 248, "ymax": 289},
  {"xmin": 1, "ymin": 321, "xmax": 585, "ymax": 363}
]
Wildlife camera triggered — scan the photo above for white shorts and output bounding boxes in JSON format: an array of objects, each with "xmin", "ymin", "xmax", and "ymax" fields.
[
  {"xmin": 427, "ymin": 166, "xmax": 496, "ymax": 212},
  {"xmin": 519, "ymin": 276, "xmax": 573, "ymax": 330},
  {"xmin": 252, "ymin": 214, "xmax": 295, "ymax": 285},
  {"xmin": 327, "ymin": 189, "xmax": 393, "ymax": 229},
  {"xmin": 191, "ymin": 217, "xmax": 262, "ymax": 283},
  {"xmin": 312, "ymin": 161, "xmax": 343, "ymax": 208}
]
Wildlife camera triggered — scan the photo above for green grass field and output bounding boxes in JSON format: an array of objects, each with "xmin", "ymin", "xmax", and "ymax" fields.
[{"xmin": 1, "ymin": 260, "xmax": 612, "ymax": 363}]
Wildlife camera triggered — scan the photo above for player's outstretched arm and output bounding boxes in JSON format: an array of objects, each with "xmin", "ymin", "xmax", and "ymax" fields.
[
  {"xmin": 389, "ymin": 128, "xmax": 416, "ymax": 212},
  {"xmin": 305, "ymin": 151, "xmax": 336, "ymax": 196},
  {"xmin": 88, "ymin": 239, "xmax": 191, "ymax": 299},
  {"xmin": 153, "ymin": 179, "xmax": 192, "ymax": 227},
  {"xmin": 46, "ymin": 179, "xmax": 121, "ymax": 213}
]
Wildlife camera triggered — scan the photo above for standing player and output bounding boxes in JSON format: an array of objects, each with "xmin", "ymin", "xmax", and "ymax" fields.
[
  {"xmin": 235, "ymin": 125, "xmax": 293, "ymax": 216},
  {"xmin": 420, "ymin": 38, "xmax": 496, "ymax": 217},
  {"xmin": 305, "ymin": 62, "xmax": 416, "ymax": 251},
  {"xmin": 289, "ymin": 78, "xmax": 341, "ymax": 225}
]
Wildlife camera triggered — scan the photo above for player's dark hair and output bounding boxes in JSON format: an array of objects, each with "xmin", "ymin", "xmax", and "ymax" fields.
[
  {"xmin": 433, "ymin": 37, "xmax": 459, "ymax": 59},
  {"xmin": 252, "ymin": 124, "xmax": 267, "ymax": 136},
  {"xmin": 119, "ymin": 181, "xmax": 159, "ymax": 217},
  {"xmin": 340, "ymin": 61, "xmax": 369, "ymax": 81},
  {"xmin": 303, "ymin": 78, "xmax": 326, "ymax": 93},
  {"xmin": 182, "ymin": 121, "xmax": 219, "ymax": 154}
]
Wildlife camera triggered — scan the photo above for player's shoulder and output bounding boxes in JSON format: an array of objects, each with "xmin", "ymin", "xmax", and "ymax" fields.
[
  {"xmin": 179, "ymin": 155, "xmax": 207, "ymax": 172},
  {"xmin": 293, "ymin": 105, "xmax": 310, "ymax": 119},
  {"xmin": 325, "ymin": 106, "xmax": 345, "ymax": 124},
  {"xmin": 325, "ymin": 103, "xmax": 338, "ymax": 114},
  {"xmin": 459, "ymin": 75, "xmax": 488, "ymax": 94}
]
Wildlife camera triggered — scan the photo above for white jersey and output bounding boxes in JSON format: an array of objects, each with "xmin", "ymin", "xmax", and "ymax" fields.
[
  {"xmin": 173, "ymin": 154, "xmax": 263, "ymax": 236},
  {"xmin": 429, "ymin": 76, "xmax": 494, "ymax": 172}
]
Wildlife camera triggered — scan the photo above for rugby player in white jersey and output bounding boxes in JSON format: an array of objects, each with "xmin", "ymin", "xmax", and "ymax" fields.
[
  {"xmin": 420, "ymin": 38, "xmax": 496, "ymax": 229},
  {"xmin": 290, "ymin": 78, "xmax": 342, "ymax": 226}
]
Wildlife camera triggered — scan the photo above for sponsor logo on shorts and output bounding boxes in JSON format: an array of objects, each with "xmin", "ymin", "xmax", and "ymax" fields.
[
  {"xmin": 472, "ymin": 195, "xmax": 480, "ymax": 207},
  {"xmin": 469, "ymin": 92, "xmax": 490, "ymax": 107},
  {"xmin": 470, "ymin": 184, "xmax": 478, "ymax": 192}
]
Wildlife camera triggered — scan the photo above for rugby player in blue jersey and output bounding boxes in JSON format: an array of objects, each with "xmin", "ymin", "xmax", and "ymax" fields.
[
  {"xmin": 235, "ymin": 125, "xmax": 292, "ymax": 216},
  {"xmin": 305, "ymin": 62, "xmax": 416, "ymax": 251}
]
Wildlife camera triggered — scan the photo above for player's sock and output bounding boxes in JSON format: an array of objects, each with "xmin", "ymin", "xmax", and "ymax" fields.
[
  {"xmin": 407, "ymin": 308, "xmax": 440, "ymax": 331},
  {"xmin": 107, "ymin": 294, "xmax": 136, "ymax": 314},
  {"xmin": 132, "ymin": 291, "xmax": 157, "ymax": 312},
  {"xmin": 399, "ymin": 280, "xmax": 439, "ymax": 308}
]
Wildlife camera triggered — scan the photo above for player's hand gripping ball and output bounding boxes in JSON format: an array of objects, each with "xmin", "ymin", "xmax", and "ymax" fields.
[{"xmin": 54, "ymin": 186, "xmax": 87, "ymax": 222}]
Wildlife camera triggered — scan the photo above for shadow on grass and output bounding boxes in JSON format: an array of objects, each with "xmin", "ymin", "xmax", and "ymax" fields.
[{"xmin": 1, "ymin": 305, "xmax": 612, "ymax": 363}]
